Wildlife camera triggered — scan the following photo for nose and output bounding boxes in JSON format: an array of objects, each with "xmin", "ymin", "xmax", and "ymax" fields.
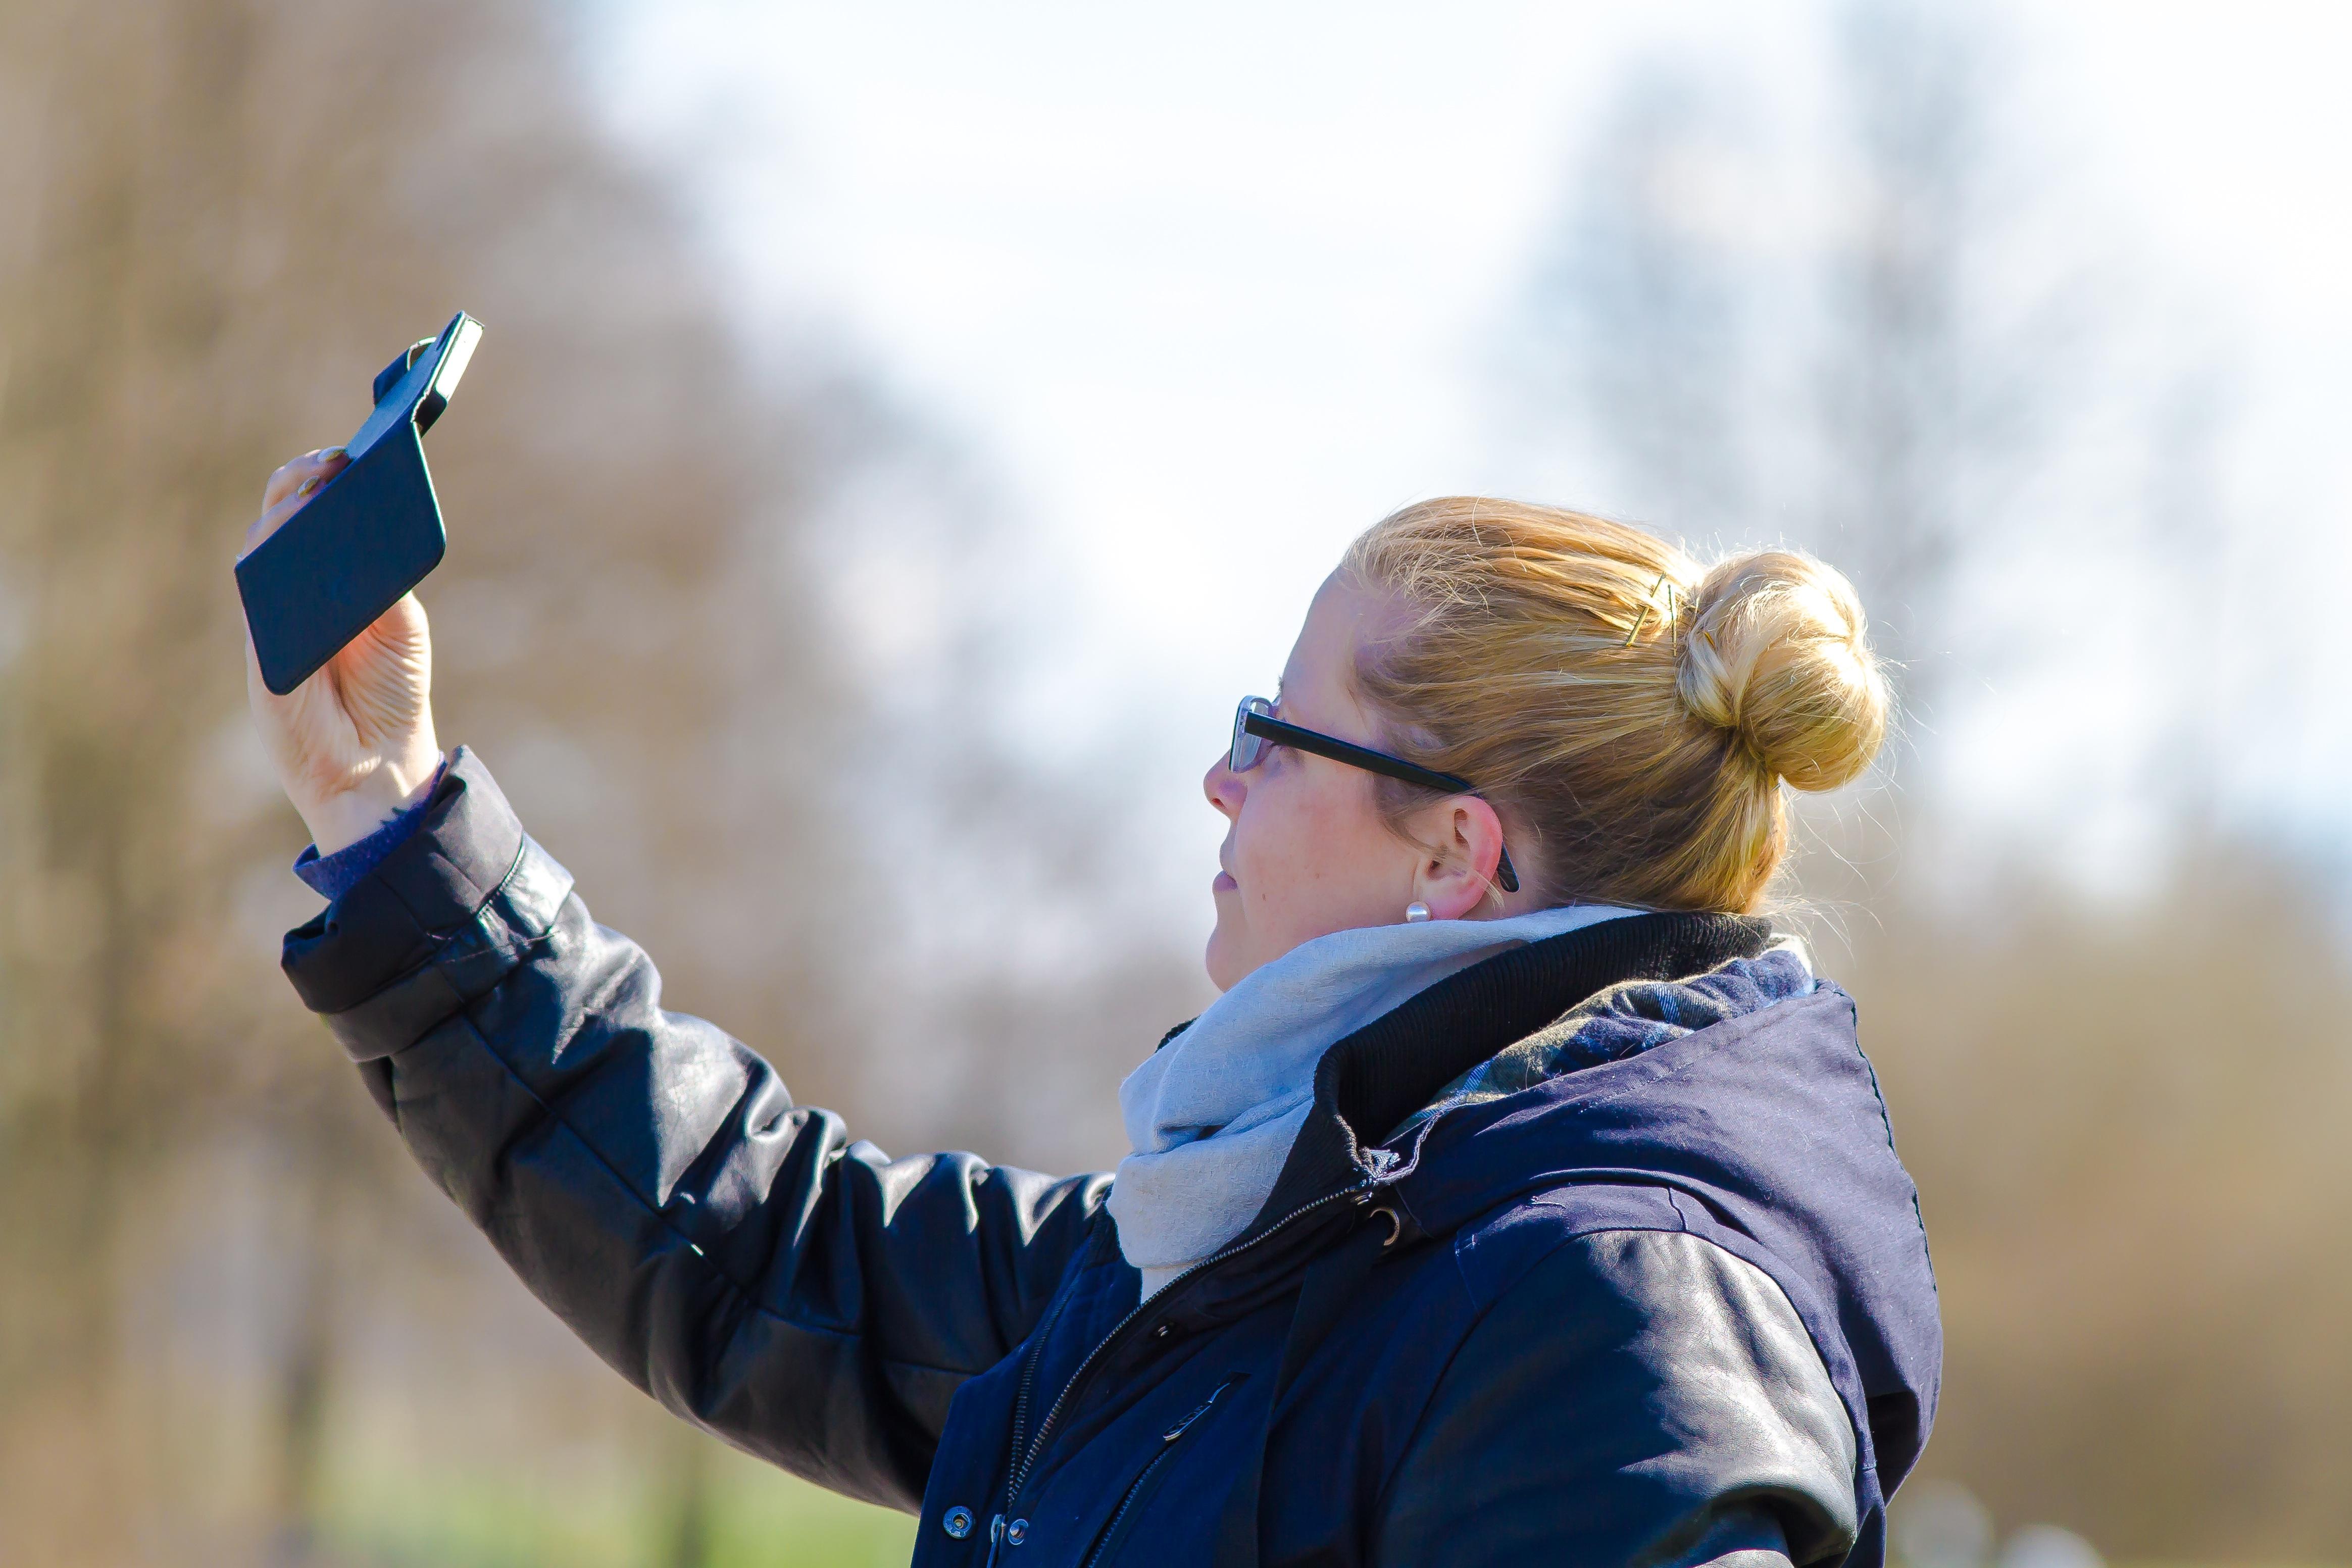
[{"xmin": 1204, "ymin": 751, "xmax": 1244, "ymax": 822}]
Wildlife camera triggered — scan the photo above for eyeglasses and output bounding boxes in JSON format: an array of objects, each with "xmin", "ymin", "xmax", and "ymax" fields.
[{"xmin": 1228, "ymin": 695, "xmax": 1520, "ymax": 894}]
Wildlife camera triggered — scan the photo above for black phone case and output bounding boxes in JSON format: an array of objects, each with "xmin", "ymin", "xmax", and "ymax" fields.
[{"xmin": 238, "ymin": 311, "xmax": 482, "ymax": 695}]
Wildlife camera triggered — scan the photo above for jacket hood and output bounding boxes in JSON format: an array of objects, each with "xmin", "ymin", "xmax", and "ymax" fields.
[{"xmin": 1238, "ymin": 910, "xmax": 1942, "ymax": 1504}]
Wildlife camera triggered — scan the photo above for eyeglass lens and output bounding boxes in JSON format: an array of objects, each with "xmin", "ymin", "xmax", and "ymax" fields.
[{"xmin": 1230, "ymin": 696, "xmax": 1271, "ymax": 772}]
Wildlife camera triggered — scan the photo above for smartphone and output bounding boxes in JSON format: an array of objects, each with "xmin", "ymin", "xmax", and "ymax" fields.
[{"xmin": 238, "ymin": 311, "xmax": 484, "ymax": 695}]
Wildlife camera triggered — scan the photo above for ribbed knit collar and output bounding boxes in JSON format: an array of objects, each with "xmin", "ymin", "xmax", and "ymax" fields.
[
  {"xmin": 1240, "ymin": 909, "xmax": 1776, "ymax": 1240},
  {"xmin": 1109, "ymin": 905, "xmax": 1639, "ymax": 1288}
]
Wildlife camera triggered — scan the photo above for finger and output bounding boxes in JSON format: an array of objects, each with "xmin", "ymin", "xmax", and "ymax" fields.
[
  {"xmin": 334, "ymin": 592, "xmax": 431, "ymax": 690},
  {"xmin": 258, "ymin": 445, "xmax": 350, "ymax": 513},
  {"xmin": 259, "ymin": 446, "xmax": 346, "ymax": 511},
  {"xmin": 330, "ymin": 588, "xmax": 421, "ymax": 654},
  {"xmin": 243, "ymin": 448, "xmax": 351, "ymax": 559}
]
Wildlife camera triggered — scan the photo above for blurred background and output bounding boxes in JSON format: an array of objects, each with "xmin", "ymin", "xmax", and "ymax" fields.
[{"xmin": 3, "ymin": 0, "xmax": 2348, "ymax": 1562}]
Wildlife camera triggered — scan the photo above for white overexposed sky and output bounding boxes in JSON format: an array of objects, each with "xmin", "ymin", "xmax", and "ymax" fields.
[{"xmin": 588, "ymin": 1, "xmax": 2352, "ymax": 895}]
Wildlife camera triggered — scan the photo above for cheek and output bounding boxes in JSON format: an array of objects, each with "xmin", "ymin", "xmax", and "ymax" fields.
[
  {"xmin": 1232, "ymin": 770, "xmax": 1389, "ymax": 918},
  {"xmin": 1230, "ymin": 775, "xmax": 1314, "ymax": 894}
]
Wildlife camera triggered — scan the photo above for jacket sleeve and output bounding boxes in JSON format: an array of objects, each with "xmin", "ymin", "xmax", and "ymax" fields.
[
  {"xmin": 280, "ymin": 748, "xmax": 1108, "ymax": 1512},
  {"xmin": 1373, "ymin": 1229, "xmax": 1859, "ymax": 1568}
]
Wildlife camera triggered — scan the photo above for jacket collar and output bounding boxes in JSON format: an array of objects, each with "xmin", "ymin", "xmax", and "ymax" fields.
[{"xmin": 1236, "ymin": 911, "xmax": 1776, "ymax": 1240}]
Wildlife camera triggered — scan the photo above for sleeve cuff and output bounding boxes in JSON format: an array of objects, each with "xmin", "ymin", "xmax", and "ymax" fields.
[
  {"xmin": 280, "ymin": 746, "xmax": 554, "ymax": 1018},
  {"xmin": 292, "ymin": 757, "xmax": 448, "ymax": 902}
]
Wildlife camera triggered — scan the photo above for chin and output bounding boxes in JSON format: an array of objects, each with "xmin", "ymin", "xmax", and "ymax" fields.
[{"xmin": 1203, "ymin": 923, "xmax": 1243, "ymax": 995}]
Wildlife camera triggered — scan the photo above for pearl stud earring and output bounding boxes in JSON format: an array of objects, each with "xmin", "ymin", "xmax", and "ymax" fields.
[{"xmin": 1405, "ymin": 902, "xmax": 1431, "ymax": 923}]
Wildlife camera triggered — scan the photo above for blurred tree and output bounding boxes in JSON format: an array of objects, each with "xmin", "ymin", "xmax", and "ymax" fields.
[
  {"xmin": 1813, "ymin": 0, "xmax": 1996, "ymax": 693},
  {"xmin": 1507, "ymin": 0, "xmax": 2098, "ymax": 724},
  {"xmin": 1509, "ymin": 58, "xmax": 1764, "ymax": 541},
  {"xmin": 0, "ymin": 0, "xmax": 912, "ymax": 1558},
  {"xmin": 1850, "ymin": 851, "xmax": 2352, "ymax": 1554},
  {"xmin": 0, "ymin": 0, "xmax": 1197, "ymax": 1556},
  {"xmin": 1500, "ymin": 0, "xmax": 2352, "ymax": 1557}
]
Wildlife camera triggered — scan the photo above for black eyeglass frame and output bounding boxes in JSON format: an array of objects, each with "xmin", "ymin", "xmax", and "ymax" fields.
[{"xmin": 1229, "ymin": 696, "xmax": 1521, "ymax": 894}]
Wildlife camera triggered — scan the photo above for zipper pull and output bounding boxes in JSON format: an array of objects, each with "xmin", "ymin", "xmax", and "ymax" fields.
[
  {"xmin": 984, "ymin": 1512, "xmax": 1006, "ymax": 1565},
  {"xmin": 1161, "ymin": 1378, "xmax": 1234, "ymax": 1442}
]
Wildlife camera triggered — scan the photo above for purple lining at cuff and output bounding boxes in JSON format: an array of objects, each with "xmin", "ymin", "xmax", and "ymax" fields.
[{"xmin": 292, "ymin": 760, "xmax": 448, "ymax": 902}]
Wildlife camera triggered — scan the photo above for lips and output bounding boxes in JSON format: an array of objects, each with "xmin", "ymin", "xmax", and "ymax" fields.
[{"xmin": 1213, "ymin": 871, "xmax": 1237, "ymax": 893}]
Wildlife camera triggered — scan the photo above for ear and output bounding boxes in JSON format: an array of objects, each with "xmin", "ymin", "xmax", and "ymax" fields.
[{"xmin": 1409, "ymin": 797, "xmax": 1515, "ymax": 920}]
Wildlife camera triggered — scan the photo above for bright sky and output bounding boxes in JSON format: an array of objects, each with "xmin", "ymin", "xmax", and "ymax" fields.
[{"xmin": 591, "ymin": 1, "xmax": 2352, "ymax": 892}]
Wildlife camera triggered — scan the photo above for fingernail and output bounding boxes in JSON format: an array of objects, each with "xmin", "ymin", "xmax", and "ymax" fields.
[
  {"xmin": 319, "ymin": 446, "xmax": 345, "ymax": 463},
  {"xmin": 298, "ymin": 475, "xmax": 320, "ymax": 496}
]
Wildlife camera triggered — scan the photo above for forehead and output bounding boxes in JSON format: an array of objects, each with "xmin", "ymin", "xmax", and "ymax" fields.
[{"xmin": 1279, "ymin": 572, "xmax": 1407, "ymax": 724}]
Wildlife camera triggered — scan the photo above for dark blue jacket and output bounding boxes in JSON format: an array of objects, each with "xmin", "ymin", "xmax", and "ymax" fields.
[{"xmin": 283, "ymin": 751, "xmax": 1940, "ymax": 1566}]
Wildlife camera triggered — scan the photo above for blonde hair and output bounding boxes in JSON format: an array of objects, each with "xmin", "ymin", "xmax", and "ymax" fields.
[{"xmin": 1341, "ymin": 497, "xmax": 1888, "ymax": 914}]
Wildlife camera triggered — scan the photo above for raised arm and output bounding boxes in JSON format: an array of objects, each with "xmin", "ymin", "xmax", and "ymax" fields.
[
  {"xmin": 281, "ymin": 751, "xmax": 1104, "ymax": 1507},
  {"xmin": 242, "ymin": 450, "xmax": 1105, "ymax": 1509}
]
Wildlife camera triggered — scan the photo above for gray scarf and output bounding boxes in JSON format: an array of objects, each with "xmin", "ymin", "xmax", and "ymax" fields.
[{"xmin": 1108, "ymin": 903, "xmax": 1636, "ymax": 1296}]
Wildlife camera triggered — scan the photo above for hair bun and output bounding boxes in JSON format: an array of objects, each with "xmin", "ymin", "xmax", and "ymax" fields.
[{"xmin": 1675, "ymin": 550, "xmax": 1888, "ymax": 792}]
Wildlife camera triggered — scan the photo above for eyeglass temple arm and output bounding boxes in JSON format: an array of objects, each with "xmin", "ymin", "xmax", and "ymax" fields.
[{"xmin": 1242, "ymin": 714, "xmax": 1521, "ymax": 894}]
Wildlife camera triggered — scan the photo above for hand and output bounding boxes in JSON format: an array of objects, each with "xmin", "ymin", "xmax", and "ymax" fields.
[{"xmin": 241, "ymin": 446, "xmax": 443, "ymax": 855}]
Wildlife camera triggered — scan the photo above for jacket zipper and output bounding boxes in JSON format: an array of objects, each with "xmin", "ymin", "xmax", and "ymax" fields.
[
  {"xmin": 999, "ymin": 1249, "xmax": 1084, "ymax": 1530},
  {"xmin": 985, "ymin": 1236, "xmax": 1090, "ymax": 1568},
  {"xmin": 989, "ymin": 1182, "xmax": 1372, "ymax": 1555},
  {"xmin": 1077, "ymin": 1379, "xmax": 1236, "ymax": 1568}
]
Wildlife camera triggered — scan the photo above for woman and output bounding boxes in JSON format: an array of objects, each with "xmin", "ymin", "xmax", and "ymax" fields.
[{"xmin": 246, "ymin": 454, "xmax": 1939, "ymax": 1567}]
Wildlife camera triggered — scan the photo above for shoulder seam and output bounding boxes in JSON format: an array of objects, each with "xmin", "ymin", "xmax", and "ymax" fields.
[{"xmin": 1449, "ymin": 1182, "xmax": 1694, "ymax": 1311}]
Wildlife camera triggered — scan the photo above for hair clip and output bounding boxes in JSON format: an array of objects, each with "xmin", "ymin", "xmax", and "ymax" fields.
[{"xmin": 1623, "ymin": 574, "xmax": 1678, "ymax": 647}]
